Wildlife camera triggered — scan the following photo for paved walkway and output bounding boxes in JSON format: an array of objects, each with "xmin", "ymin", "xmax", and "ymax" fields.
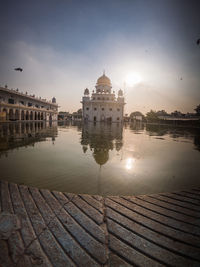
[{"xmin": 0, "ymin": 180, "xmax": 200, "ymax": 266}]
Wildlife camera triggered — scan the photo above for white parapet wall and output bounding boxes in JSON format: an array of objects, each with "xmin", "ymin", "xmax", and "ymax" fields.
[{"xmin": 0, "ymin": 87, "xmax": 58, "ymax": 121}]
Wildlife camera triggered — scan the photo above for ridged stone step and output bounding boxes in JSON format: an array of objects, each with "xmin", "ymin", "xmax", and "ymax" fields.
[{"xmin": 0, "ymin": 180, "xmax": 200, "ymax": 266}]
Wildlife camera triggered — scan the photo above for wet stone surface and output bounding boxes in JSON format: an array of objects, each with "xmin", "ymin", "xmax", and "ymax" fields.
[
  {"xmin": 0, "ymin": 180, "xmax": 200, "ymax": 266},
  {"xmin": 0, "ymin": 213, "xmax": 21, "ymax": 240}
]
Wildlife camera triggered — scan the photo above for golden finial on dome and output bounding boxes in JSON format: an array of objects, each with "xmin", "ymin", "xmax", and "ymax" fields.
[{"xmin": 96, "ymin": 72, "xmax": 111, "ymax": 86}]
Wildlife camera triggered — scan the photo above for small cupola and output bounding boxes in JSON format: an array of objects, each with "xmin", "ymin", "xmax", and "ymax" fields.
[
  {"xmin": 84, "ymin": 88, "xmax": 89, "ymax": 95},
  {"xmin": 52, "ymin": 97, "xmax": 56, "ymax": 103},
  {"xmin": 118, "ymin": 89, "xmax": 123, "ymax": 97}
]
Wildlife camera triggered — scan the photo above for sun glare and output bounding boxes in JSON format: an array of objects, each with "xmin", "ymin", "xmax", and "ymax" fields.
[
  {"xmin": 125, "ymin": 72, "xmax": 142, "ymax": 86},
  {"xmin": 125, "ymin": 157, "xmax": 135, "ymax": 170}
]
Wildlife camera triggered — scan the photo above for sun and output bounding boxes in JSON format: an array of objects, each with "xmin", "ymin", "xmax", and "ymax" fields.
[
  {"xmin": 125, "ymin": 72, "xmax": 142, "ymax": 86},
  {"xmin": 125, "ymin": 157, "xmax": 135, "ymax": 170}
]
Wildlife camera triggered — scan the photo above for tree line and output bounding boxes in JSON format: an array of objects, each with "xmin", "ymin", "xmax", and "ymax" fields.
[{"xmin": 129, "ymin": 104, "xmax": 200, "ymax": 122}]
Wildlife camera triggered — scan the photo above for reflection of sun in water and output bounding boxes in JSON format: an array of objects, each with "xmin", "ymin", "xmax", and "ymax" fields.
[
  {"xmin": 125, "ymin": 157, "xmax": 135, "ymax": 170},
  {"xmin": 125, "ymin": 72, "xmax": 141, "ymax": 86}
]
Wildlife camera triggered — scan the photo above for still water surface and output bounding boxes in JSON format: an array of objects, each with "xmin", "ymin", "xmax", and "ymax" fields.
[{"xmin": 0, "ymin": 121, "xmax": 200, "ymax": 196}]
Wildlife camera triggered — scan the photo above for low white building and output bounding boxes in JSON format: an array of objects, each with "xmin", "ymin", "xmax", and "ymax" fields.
[
  {"xmin": 81, "ymin": 73, "xmax": 125, "ymax": 122},
  {"xmin": 0, "ymin": 86, "xmax": 58, "ymax": 121}
]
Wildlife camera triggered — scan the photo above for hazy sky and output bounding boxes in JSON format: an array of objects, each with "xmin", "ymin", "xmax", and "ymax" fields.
[{"xmin": 0, "ymin": 0, "xmax": 200, "ymax": 114}]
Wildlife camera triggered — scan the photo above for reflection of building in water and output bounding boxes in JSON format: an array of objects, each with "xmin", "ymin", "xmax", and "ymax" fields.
[
  {"xmin": 129, "ymin": 121, "xmax": 145, "ymax": 133},
  {"xmin": 81, "ymin": 123, "xmax": 123, "ymax": 166},
  {"xmin": 145, "ymin": 124, "xmax": 200, "ymax": 151},
  {"xmin": 0, "ymin": 86, "xmax": 58, "ymax": 122},
  {"xmin": 58, "ymin": 120, "xmax": 82, "ymax": 132},
  {"xmin": 194, "ymin": 135, "xmax": 200, "ymax": 151},
  {"xmin": 0, "ymin": 122, "xmax": 58, "ymax": 157},
  {"xmin": 81, "ymin": 73, "xmax": 125, "ymax": 122}
]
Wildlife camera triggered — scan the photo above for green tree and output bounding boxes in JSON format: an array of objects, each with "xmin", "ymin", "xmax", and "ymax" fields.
[
  {"xmin": 77, "ymin": 108, "xmax": 82, "ymax": 114},
  {"xmin": 156, "ymin": 110, "xmax": 168, "ymax": 116},
  {"xmin": 171, "ymin": 110, "xmax": 183, "ymax": 117},
  {"xmin": 146, "ymin": 110, "xmax": 159, "ymax": 122},
  {"xmin": 194, "ymin": 104, "xmax": 200, "ymax": 115}
]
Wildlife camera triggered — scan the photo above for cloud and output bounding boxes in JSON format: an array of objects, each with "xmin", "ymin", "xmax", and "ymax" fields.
[{"xmin": 0, "ymin": 37, "xmax": 199, "ymax": 114}]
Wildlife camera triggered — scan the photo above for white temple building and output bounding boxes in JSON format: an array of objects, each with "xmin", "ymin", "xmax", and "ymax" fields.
[{"xmin": 81, "ymin": 73, "xmax": 125, "ymax": 122}]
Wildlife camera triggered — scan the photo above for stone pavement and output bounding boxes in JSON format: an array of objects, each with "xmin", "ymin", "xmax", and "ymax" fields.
[{"xmin": 0, "ymin": 180, "xmax": 200, "ymax": 266}]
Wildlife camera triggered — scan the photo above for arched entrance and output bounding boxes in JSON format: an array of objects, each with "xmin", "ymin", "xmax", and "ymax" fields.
[
  {"xmin": 21, "ymin": 110, "xmax": 25, "ymax": 120},
  {"xmin": 30, "ymin": 111, "xmax": 33, "ymax": 120},
  {"xmin": 35, "ymin": 112, "xmax": 38, "ymax": 120},
  {"xmin": 94, "ymin": 116, "xmax": 96, "ymax": 122},
  {"xmin": 9, "ymin": 109, "xmax": 14, "ymax": 121},
  {"xmin": 15, "ymin": 110, "xmax": 20, "ymax": 120},
  {"xmin": 41, "ymin": 113, "xmax": 44, "ymax": 120},
  {"xmin": 38, "ymin": 112, "xmax": 41, "ymax": 120},
  {"xmin": 3, "ymin": 108, "xmax": 8, "ymax": 121},
  {"xmin": 49, "ymin": 114, "xmax": 52, "ymax": 121},
  {"xmin": 26, "ymin": 111, "xmax": 29, "ymax": 120}
]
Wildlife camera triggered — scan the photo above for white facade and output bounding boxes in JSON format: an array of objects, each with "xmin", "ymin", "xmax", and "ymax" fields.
[
  {"xmin": 81, "ymin": 73, "xmax": 125, "ymax": 122},
  {"xmin": 0, "ymin": 86, "xmax": 58, "ymax": 121}
]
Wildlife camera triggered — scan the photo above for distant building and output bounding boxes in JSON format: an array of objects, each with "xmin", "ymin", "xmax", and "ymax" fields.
[
  {"xmin": 72, "ymin": 109, "xmax": 82, "ymax": 121},
  {"xmin": 130, "ymin": 111, "xmax": 144, "ymax": 121},
  {"xmin": 58, "ymin": 111, "xmax": 70, "ymax": 120},
  {"xmin": 81, "ymin": 73, "xmax": 125, "ymax": 122},
  {"xmin": 0, "ymin": 86, "xmax": 58, "ymax": 121},
  {"xmin": 170, "ymin": 110, "xmax": 184, "ymax": 117}
]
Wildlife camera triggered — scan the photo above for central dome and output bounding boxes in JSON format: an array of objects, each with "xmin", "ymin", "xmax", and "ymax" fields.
[{"xmin": 96, "ymin": 74, "xmax": 111, "ymax": 86}]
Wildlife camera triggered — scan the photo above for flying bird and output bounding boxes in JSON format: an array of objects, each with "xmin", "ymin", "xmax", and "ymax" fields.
[
  {"xmin": 197, "ymin": 39, "xmax": 200, "ymax": 45},
  {"xmin": 14, "ymin": 67, "xmax": 23, "ymax": 72}
]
